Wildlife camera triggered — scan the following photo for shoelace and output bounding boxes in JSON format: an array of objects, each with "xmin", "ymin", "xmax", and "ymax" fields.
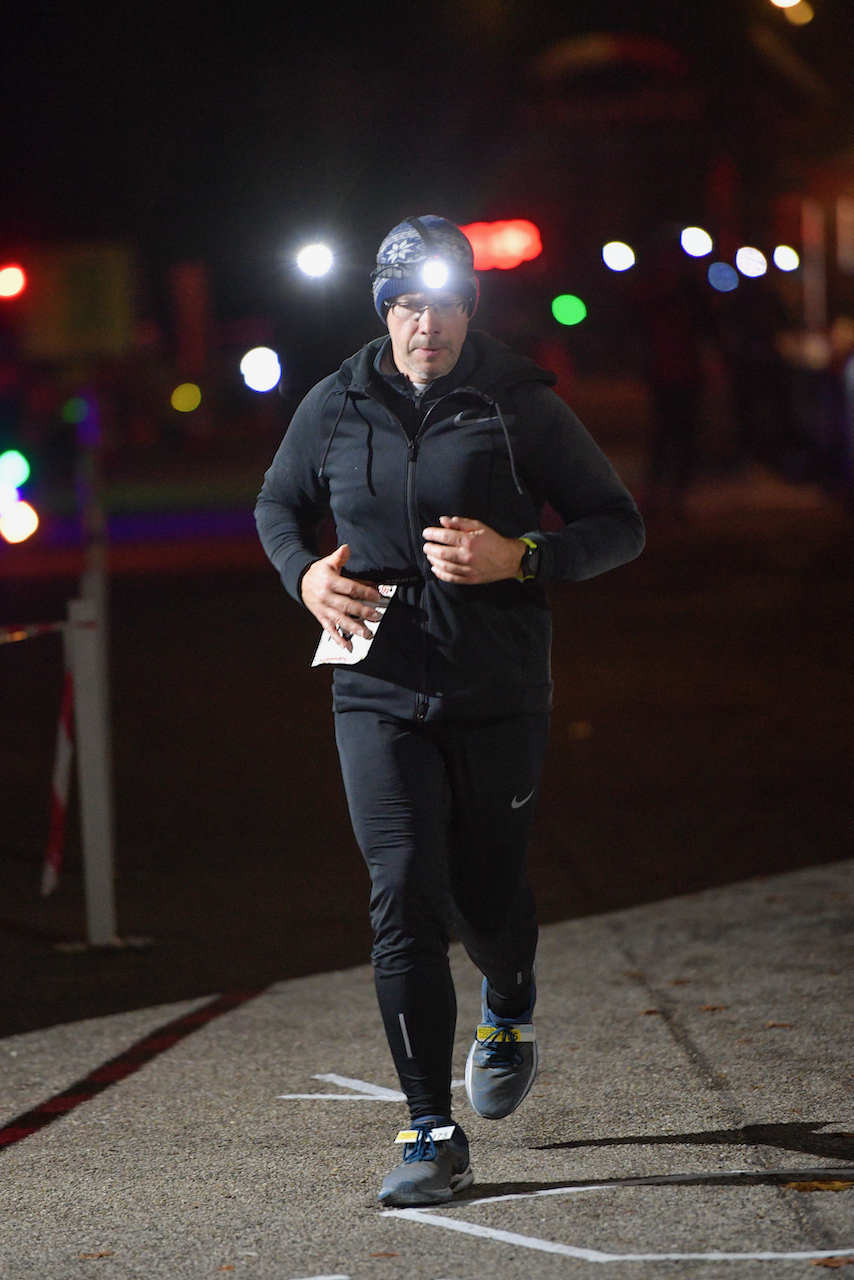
[
  {"xmin": 402, "ymin": 1126, "xmax": 439, "ymax": 1164},
  {"xmin": 478, "ymin": 1025, "xmax": 525, "ymax": 1069}
]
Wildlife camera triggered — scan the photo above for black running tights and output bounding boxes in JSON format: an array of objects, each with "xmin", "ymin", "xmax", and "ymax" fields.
[{"xmin": 334, "ymin": 710, "xmax": 548, "ymax": 1121}]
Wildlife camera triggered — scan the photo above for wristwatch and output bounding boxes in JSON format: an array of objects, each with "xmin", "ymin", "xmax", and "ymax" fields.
[{"xmin": 516, "ymin": 536, "xmax": 540, "ymax": 582}]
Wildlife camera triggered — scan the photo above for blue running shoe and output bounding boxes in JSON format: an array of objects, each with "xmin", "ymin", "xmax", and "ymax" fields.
[
  {"xmin": 377, "ymin": 1117, "xmax": 473, "ymax": 1207},
  {"xmin": 465, "ymin": 979, "xmax": 537, "ymax": 1120}
]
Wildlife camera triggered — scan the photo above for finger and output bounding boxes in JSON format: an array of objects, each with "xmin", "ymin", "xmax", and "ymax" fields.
[
  {"xmin": 422, "ymin": 525, "xmax": 473, "ymax": 546},
  {"xmin": 425, "ymin": 547, "xmax": 473, "ymax": 575},
  {"xmin": 338, "ymin": 578, "xmax": 383, "ymax": 605},
  {"xmin": 322, "ymin": 620, "xmax": 352, "ymax": 651},
  {"xmin": 429, "ymin": 562, "xmax": 475, "ymax": 583},
  {"xmin": 330, "ymin": 606, "xmax": 375, "ymax": 638},
  {"xmin": 439, "ymin": 516, "xmax": 483, "ymax": 531},
  {"xmin": 424, "ymin": 541, "xmax": 473, "ymax": 567},
  {"xmin": 328, "ymin": 543, "xmax": 351, "ymax": 568}
]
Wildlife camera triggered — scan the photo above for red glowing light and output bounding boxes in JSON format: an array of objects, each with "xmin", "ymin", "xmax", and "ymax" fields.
[
  {"xmin": 460, "ymin": 221, "xmax": 543, "ymax": 271},
  {"xmin": 0, "ymin": 265, "xmax": 26, "ymax": 298}
]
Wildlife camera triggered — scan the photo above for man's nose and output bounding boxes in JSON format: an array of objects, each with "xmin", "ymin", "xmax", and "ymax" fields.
[{"xmin": 417, "ymin": 305, "xmax": 441, "ymax": 330}]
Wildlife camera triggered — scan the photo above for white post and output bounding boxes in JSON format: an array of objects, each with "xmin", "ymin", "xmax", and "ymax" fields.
[{"xmin": 67, "ymin": 598, "xmax": 118, "ymax": 946}]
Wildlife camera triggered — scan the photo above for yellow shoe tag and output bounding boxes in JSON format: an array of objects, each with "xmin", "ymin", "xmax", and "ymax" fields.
[
  {"xmin": 476, "ymin": 1023, "xmax": 536, "ymax": 1043},
  {"xmin": 394, "ymin": 1124, "xmax": 456, "ymax": 1144}
]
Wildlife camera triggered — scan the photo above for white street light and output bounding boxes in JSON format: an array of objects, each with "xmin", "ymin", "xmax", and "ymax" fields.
[
  {"xmin": 602, "ymin": 241, "xmax": 636, "ymax": 271},
  {"xmin": 773, "ymin": 245, "xmax": 800, "ymax": 272},
  {"xmin": 240, "ymin": 347, "xmax": 282, "ymax": 392},
  {"xmin": 296, "ymin": 244, "xmax": 333, "ymax": 277},
  {"xmin": 680, "ymin": 227, "xmax": 713, "ymax": 258},
  {"xmin": 735, "ymin": 247, "xmax": 768, "ymax": 278}
]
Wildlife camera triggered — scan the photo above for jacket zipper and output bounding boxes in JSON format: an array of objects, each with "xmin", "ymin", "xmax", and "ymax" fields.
[{"xmin": 360, "ymin": 388, "xmax": 491, "ymax": 722}]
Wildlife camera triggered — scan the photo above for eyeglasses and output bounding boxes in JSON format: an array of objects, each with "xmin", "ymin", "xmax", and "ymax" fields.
[{"xmin": 388, "ymin": 296, "xmax": 466, "ymax": 321}]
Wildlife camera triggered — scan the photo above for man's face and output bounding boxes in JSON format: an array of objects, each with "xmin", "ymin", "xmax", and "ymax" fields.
[{"xmin": 385, "ymin": 293, "xmax": 469, "ymax": 383}]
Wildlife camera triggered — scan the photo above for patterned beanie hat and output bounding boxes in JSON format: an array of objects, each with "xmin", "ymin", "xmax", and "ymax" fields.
[{"xmin": 371, "ymin": 216, "xmax": 479, "ymax": 319}]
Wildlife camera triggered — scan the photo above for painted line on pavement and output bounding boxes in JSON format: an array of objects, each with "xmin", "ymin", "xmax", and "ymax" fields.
[
  {"xmin": 278, "ymin": 1074, "xmax": 465, "ymax": 1102},
  {"xmin": 0, "ymin": 990, "xmax": 260, "ymax": 1151},
  {"xmin": 463, "ymin": 1164, "xmax": 854, "ymax": 1207},
  {"xmin": 384, "ymin": 1170, "xmax": 854, "ymax": 1263},
  {"xmin": 315, "ymin": 1074, "xmax": 405, "ymax": 1100}
]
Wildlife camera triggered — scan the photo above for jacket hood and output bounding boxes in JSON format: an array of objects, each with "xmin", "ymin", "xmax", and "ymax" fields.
[{"xmin": 334, "ymin": 330, "xmax": 558, "ymax": 401}]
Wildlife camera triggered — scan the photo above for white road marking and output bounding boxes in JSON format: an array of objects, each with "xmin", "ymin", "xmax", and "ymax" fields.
[
  {"xmin": 314, "ymin": 1074, "xmax": 405, "ymax": 1100},
  {"xmin": 383, "ymin": 1180, "xmax": 854, "ymax": 1263},
  {"xmin": 277, "ymin": 1094, "xmax": 395, "ymax": 1101},
  {"xmin": 277, "ymin": 1073, "xmax": 466, "ymax": 1101}
]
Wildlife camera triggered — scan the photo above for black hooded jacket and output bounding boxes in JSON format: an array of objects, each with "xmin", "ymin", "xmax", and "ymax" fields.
[{"xmin": 255, "ymin": 330, "xmax": 644, "ymax": 720}]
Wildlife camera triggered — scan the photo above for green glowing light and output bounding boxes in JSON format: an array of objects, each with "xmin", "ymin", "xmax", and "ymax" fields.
[
  {"xmin": 62, "ymin": 397, "xmax": 89, "ymax": 424},
  {"xmin": 551, "ymin": 294, "xmax": 587, "ymax": 326},
  {"xmin": 0, "ymin": 449, "xmax": 30, "ymax": 487}
]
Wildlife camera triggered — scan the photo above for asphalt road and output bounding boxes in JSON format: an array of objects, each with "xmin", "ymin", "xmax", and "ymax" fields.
[
  {"xmin": 2, "ymin": 861, "xmax": 852, "ymax": 1279},
  {"xmin": 1, "ymin": 486, "xmax": 852, "ymax": 1036}
]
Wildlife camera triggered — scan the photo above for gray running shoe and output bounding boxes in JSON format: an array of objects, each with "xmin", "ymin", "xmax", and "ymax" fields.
[
  {"xmin": 465, "ymin": 981, "xmax": 538, "ymax": 1120},
  {"xmin": 377, "ymin": 1118, "xmax": 473, "ymax": 1207}
]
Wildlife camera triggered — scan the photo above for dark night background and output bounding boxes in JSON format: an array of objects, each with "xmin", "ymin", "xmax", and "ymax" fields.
[{"xmin": 0, "ymin": 0, "xmax": 852, "ymax": 1035}]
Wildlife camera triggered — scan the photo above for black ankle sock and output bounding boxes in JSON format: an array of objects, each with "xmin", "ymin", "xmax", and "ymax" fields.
[{"xmin": 486, "ymin": 984, "xmax": 533, "ymax": 1021}]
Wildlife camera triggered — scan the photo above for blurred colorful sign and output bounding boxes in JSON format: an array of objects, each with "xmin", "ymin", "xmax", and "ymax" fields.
[{"xmin": 459, "ymin": 221, "xmax": 542, "ymax": 271}]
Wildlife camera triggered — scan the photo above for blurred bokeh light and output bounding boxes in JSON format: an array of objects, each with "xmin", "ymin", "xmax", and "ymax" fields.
[
  {"xmin": 171, "ymin": 383, "xmax": 202, "ymax": 412},
  {"xmin": 784, "ymin": 1, "xmax": 814, "ymax": 22},
  {"xmin": 602, "ymin": 241, "xmax": 636, "ymax": 271},
  {"xmin": 296, "ymin": 244, "xmax": 333, "ymax": 277},
  {"xmin": 773, "ymin": 245, "xmax": 800, "ymax": 271},
  {"xmin": 240, "ymin": 347, "xmax": 281, "ymax": 392},
  {"xmin": 460, "ymin": 221, "xmax": 542, "ymax": 271},
  {"xmin": 552, "ymin": 294, "xmax": 587, "ymax": 325},
  {"xmin": 680, "ymin": 227, "xmax": 714, "ymax": 258},
  {"xmin": 0, "ymin": 265, "xmax": 26, "ymax": 298},
  {"xmin": 61, "ymin": 397, "xmax": 89, "ymax": 424},
  {"xmin": 736, "ymin": 247, "xmax": 768, "ymax": 277},
  {"xmin": 0, "ymin": 500, "xmax": 38, "ymax": 543},
  {"xmin": 0, "ymin": 481, "xmax": 19, "ymax": 513},
  {"xmin": 0, "ymin": 450, "xmax": 30, "ymax": 488},
  {"xmin": 708, "ymin": 262, "xmax": 739, "ymax": 292}
]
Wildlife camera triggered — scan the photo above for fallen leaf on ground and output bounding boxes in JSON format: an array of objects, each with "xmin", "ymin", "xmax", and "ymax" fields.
[
  {"xmin": 370, "ymin": 1253, "xmax": 400, "ymax": 1258},
  {"xmin": 700, "ymin": 1004, "xmax": 727, "ymax": 1012},
  {"xmin": 809, "ymin": 1258, "xmax": 854, "ymax": 1268},
  {"xmin": 79, "ymin": 1255, "xmax": 114, "ymax": 1260},
  {"xmin": 640, "ymin": 1009, "xmax": 661, "ymax": 1016},
  {"xmin": 785, "ymin": 1181, "xmax": 854, "ymax": 1193},
  {"xmin": 766, "ymin": 1021, "xmax": 793, "ymax": 1028}
]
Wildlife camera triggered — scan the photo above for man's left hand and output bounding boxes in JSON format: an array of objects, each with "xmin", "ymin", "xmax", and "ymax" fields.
[{"xmin": 422, "ymin": 516, "xmax": 526, "ymax": 585}]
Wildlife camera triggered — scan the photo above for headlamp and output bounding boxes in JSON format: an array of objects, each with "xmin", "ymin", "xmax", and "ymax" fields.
[{"xmin": 421, "ymin": 257, "xmax": 450, "ymax": 290}]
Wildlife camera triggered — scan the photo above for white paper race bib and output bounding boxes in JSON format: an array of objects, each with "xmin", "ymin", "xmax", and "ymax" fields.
[{"xmin": 311, "ymin": 584, "xmax": 397, "ymax": 667}]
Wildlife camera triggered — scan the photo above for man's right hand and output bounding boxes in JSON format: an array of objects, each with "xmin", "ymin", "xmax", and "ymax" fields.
[{"xmin": 300, "ymin": 544, "xmax": 384, "ymax": 651}]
